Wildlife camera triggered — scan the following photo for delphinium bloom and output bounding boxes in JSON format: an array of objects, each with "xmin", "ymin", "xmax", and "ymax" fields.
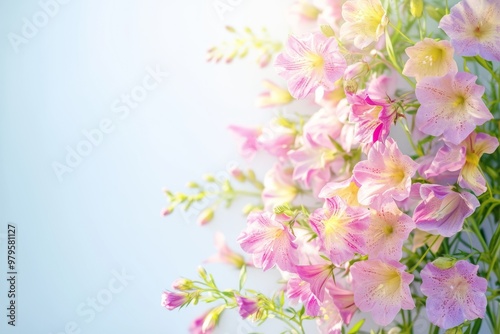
[
  {"xmin": 363, "ymin": 202, "xmax": 415, "ymax": 261},
  {"xmin": 413, "ymin": 184, "xmax": 480, "ymax": 237},
  {"xmin": 340, "ymin": 0, "xmax": 388, "ymax": 49},
  {"xmin": 262, "ymin": 163, "xmax": 299, "ymax": 210},
  {"xmin": 402, "ymin": 38, "xmax": 458, "ymax": 81},
  {"xmin": 255, "ymin": 80, "xmax": 294, "ymax": 108},
  {"xmin": 439, "ymin": 0, "xmax": 500, "ymax": 62},
  {"xmin": 237, "ymin": 211, "xmax": 298, "ymax": 272},
  {"xmin": 275, "ymin": 32, "xmax": 347, "ymax": 99},
  {"xmin": 415, "ymin": 71, "xmax": 493, "ymax": 145},
  {"xmin": 458, "ymin": 132, "xmax": 499, "ymax": 195},
  {"xmin": 309, "ymin": 196, "xmax": 370, "ymax": 265},
  {"xmin": 351, "ymin": 259, "xmax": 415, "ymax": 326},
  {"xmin": 353, "ymin": 138, "xmax": 418, "ymax": 209},
  {"xmin": 420, "ymin": 260, "xmax": 487, "ymax": 329}
]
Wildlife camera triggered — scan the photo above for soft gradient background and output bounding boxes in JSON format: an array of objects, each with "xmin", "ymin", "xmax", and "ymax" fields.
[{"xmin": 0, "ymin": 0, "xmax": 295, "ymax": 333}]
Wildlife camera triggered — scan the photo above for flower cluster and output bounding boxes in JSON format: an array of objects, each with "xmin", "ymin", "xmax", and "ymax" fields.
[{"xmin": 163, "ymin": 0, "xmax": 500, "ymax": 333}]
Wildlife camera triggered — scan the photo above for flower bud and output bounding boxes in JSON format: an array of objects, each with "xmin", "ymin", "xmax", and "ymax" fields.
[
  {"xmin": 432, "ymin": 257, "xmax": 457, "ymax": 270},
  {"xmin": 161, "ymin": 206, "xmax": 174, "ymax": 216},
  {"xmin": 197, "ymin": 208, "xmax": 215, "ymax": 226},
  {"xmin": 426, "ymin": 6, "xmax": 445, "ymax": 22},
  {"xmin": 172, "ymin": 278, "xmax": 194, "ymax": 291},
  {"xmin": 410, "ymin": 0, "xmax": 424, "ymax": 18},
  {"xmin": 197, "ymin": 266, "xmax": 208, "ymax": 280},
  {"xmin": 203, "ymin": 174, "xmax": 216, "ymax": 182},
  {"xmin": 230, "ymin": 167, "xmax": 246, "ymax": 182},
  {"xmin": 202, "ymin": 305, "xmax": 225, "ymax": 333}
]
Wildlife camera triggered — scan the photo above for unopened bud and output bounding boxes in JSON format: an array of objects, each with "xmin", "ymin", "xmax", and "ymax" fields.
[
  {"xmin": 172, "ymin": 278, "xmax": 194, "ymax": 291},
  {"xmin": 186, "ymin": 181, "xmax": 199, "ymax": 188},
  {"xmin": 410, "ymin": 0, "xmax": 424, "ymax": 18},
  {"xmin": 162, "ymin": 206, "xmax": 174, "ymax": 216},
  {"xmin": 426, "ymin": 5, "xmax": 445, "ymax": 22},
  {"xmin": 433, "ymin": 257, "xmax": 457, "ymax": 269},
  {"xmin": 197, "ymin": 208, "xmax": 215, "ymax": 226},
  {"xmin": 203, "ymin": 174, "xmax": 216, "ymax": 182},
  {"xmin": 230, "ymin": 167, "xmax": 246, "ymax": 182}
]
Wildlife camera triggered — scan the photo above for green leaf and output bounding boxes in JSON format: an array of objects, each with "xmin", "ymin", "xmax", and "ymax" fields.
[{"xmin": 348, "ymin": 318, "xmax": 365, "ymax": 334}]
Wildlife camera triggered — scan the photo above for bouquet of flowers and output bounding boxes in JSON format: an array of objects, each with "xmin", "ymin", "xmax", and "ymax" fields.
[{"xmin": 162, "ymin": 0, "xmax": 500, "ymax": 333}]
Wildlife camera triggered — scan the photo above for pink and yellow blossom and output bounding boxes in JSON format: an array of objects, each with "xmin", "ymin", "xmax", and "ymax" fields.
[
  {"xmin": 415, "ymin": 71, "xmax": 493, "ymax": 145},
  {"xmin": 275, "ymin": 32, "xmax": 347, "ymax": 99},
  {"xmin": 402, "ymin": 38, "xmax": 458, "ymax": 81},
  {"xmin": 340, "ymin": 0, "xmax": 388, "ymax": 49},
  {"xmin": 309, "ymin": 196, "xmax": 370, "ymax": 265},
  {"xmin": 237, "ymin": 211, "xmax": 298, "ymax": 272},
  {"xmin": 351, "ymin": 259, "xmax": 415, "ymax": 326},
  {"xmin": 353, "ymin": 138, "xmax": 418, "ymax": 209}
]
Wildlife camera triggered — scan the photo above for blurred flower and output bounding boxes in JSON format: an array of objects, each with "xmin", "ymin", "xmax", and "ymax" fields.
[
  {"xmin": 205, "ymin": 232, "xmax": 247, "ymax": 270},
  {"xmin": 161, "ymin": 290, "xmax": 188, "ymax": 310},
  {"xmin": 235, "ymin": 296, "xmax": 260, "ymax": 319},
  {"xmin": 287, "ymin": 275, "xmax": 321, "ymax": 316},
  {"xmin": 228, "ymin": 125, "xmax": 262, "ymax": 159},
  {"xmin": 275, "ymin": 32, "xmax": 347, "ymax": 99},
  {"xmin": 256, "ymin": 80, "xmax": 294, "ymax": 108},
  {"xmin": 402, "ymin": 38, "xmax": 458, "ymax": 81},
  {"xmin": 420, "ymin": 260, "xmax": 487, "ymax": 329},
  {"xmin": 439, "ymin": 0, "xmax": 500, "ymax": 61},
  {"xmin": 296, "ymin": 263, "xmax": 335, "ymax": 302},
  {"xmin": 197, "ymin": 208, "xmax": 215, "ymax": 226},
  {"xmin": 415, "ymin": 71, "xmax": 493, "ymax": 145},
  {"xmin": 351, "ymin": 259, "xmax": 415, "ymax": 326},
  {"xmin": 262, "ymin": 163, "xmax": 299, "ymax": 210},
  {"xmin": 189, "ymin": 310, "xmax": 214, "ymax": 334},
  {"xmin": 340, "ymin": 0, "xmax": 388, "ymax": 49}
]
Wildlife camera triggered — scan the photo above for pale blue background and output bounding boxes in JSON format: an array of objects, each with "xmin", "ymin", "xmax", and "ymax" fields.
[{"xmin": 0, "ymin": 0, "xmax": 293, "ymax": 333}]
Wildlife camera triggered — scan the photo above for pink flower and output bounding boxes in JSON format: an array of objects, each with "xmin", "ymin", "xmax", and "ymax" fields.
[
  {"xmin": 296, "ymin": 263, "xmax": 336, "ymax": 302},
  {"xmin": 258, "ymin": 118, "xmax": 297, "ymax": 159},
  {"xmin": 309, "ymin": 196, "xmax": 370, "ymax": 265},
  {"xmin": 319, "ymin": 176, "xmax": 361, "ymax": 207},
  {"xmin": 353, "ymin": 138, "xmax": 418, "ymax": 209},
  {"xmin": 420, "ymin": 260, "xmax": 487, "ymax": 329},
  {"xmin": 439, "ymin": 0, "xmax": 500, "ymax": 62},
  {"xmin": 275, "ymin": 32, "xmax": 347, "ymax": 99},
  {"xmin": 262, "ymin": 163, "xmax": 299, "ymax": 210},
  {"xmin": 348, "ymin": 94, "xmax": 397, "ymax": 146},
  {"xmin": 237, "ymin": 211, "xmax": 298, "ymax": 272},
  {"xmin": 255, "ymin": 80, "xmax": 294, "ymax": 108},
  {"xmin": 205, "ymin": 232, "xmax": 248, "ymax": 269},
  {"xmin": 415, "ymin": 71, "xmax": 493, "ymax": 145},
  {"xmin": 228, "ymin": 125, "xmax": 262, "ymax": 159},
  {"xmin": 351, "ymin": 259, "xmax": 415, "ymax": 326},
  {"xmin": 413, "ymin": 184, "xmax": 480, "ymax": 237},
  {"xmin": 458, "ymin": 132, "xmax": 499, "ymax": 195},
  {"xmin": 328, "ymin": 284, "xmax": 358, "ymax": 325},
  {"xmin": 316, "ymin": 289, "xmax": 344, "ymax": 334},
  {"xmin": 363, "ymin": 202, "xmax": 415, "ymax": 261},
  {"xmin": 189, "ymin": 310, "xmax": 215, "ymax": 334},
  {"xmin": 287, "ymin": 275, "xmax": 321, "ymax": 316},
  {"xmin": 161, "ymin": 290, "xmax": 188, "ymax": 310},
  {"xmin": 235, "ymin": 296, "xmax": 259, "ymax": 319},
  {"xmin": 402, "ymin": 38, "xmax": 458, "ymax": 81},
  {"xmin": 340, "ymin": 0, "xmax": 388, "ymax": 49}
]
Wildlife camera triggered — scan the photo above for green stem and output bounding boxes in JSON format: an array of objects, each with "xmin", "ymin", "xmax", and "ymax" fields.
[
  {"xmin": 389, "ymin": 22, "xmax": 415, "ymax": 44},
  {"xmin": 409, "ymin": 236, "xmax": 440, "ymax": 272}
]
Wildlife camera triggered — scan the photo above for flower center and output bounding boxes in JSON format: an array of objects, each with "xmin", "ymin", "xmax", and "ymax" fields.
[
  {"xmin": 466, "ymin": 152, "xmax": 480, "ymax": 166},
  {"xmin": 453, "ymin": 94, "xmax": 466, "ymax": 108},
  {"xmin": 307, "ymin": 53, "xmax": 325, "ymax": 70},
  {"xmin": 422, "ymin": 47, "xmax": 443, "ymax": 67},
  {"xmin": 383, "ymin": 224, "xmax": 394, "ymax": 236}
]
